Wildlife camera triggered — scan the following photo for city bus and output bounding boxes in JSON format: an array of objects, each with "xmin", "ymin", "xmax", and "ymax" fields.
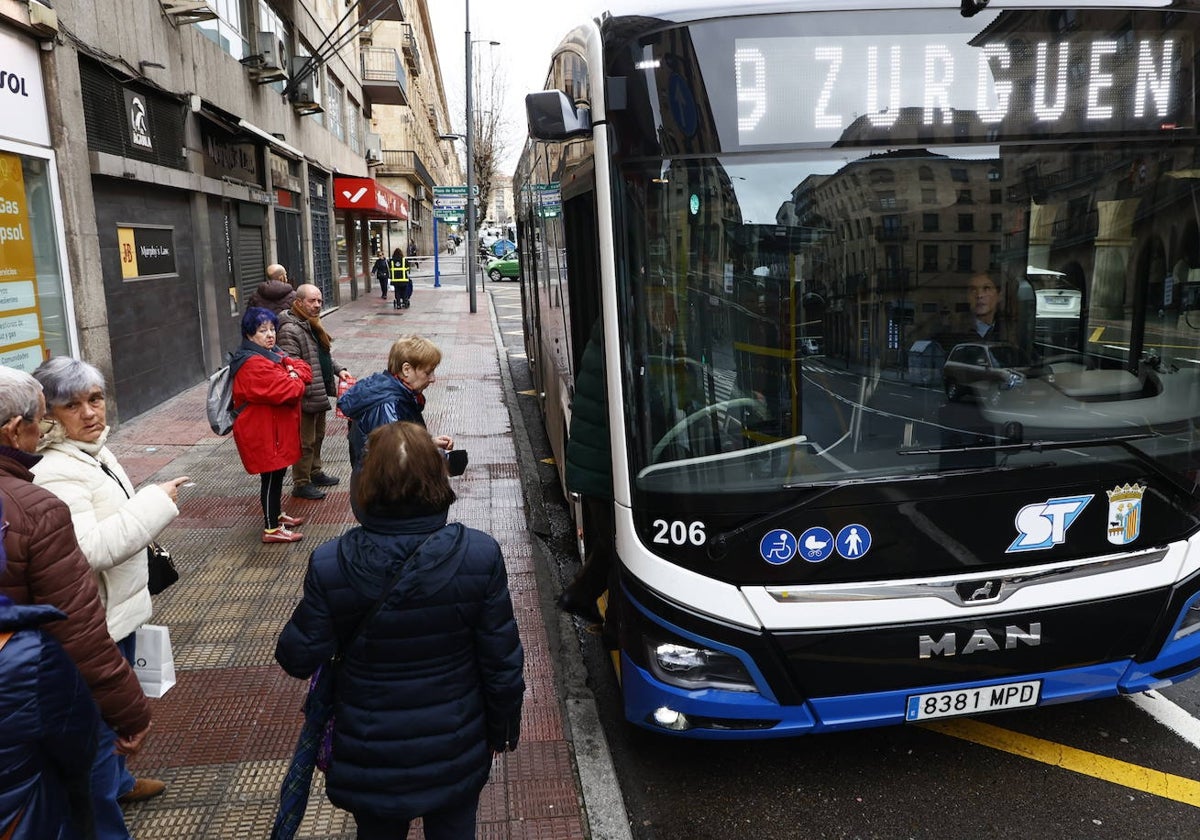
[{"xmin": 514, "ymin": 0, "xmax": 1200, "ymax": 739}]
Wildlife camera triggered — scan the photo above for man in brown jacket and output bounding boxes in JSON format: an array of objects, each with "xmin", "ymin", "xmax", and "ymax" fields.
[
  {"xmin": 0, "ymin": 366, "xmax": 152, "ymax": 837},
  {"xmin": 277, "ymin": 283, "xmax": 352, "ymax": 500}
]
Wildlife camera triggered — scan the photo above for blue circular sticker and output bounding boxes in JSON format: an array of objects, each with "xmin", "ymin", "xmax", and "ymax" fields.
[
  {"xmin": 759, "ymin": 529, "xmax": 797, "ymax": 565},
  {"xmin": 836, "ymin": 524, "xmax": 872, "ymax": 559},
  {"xmin": 797, "ymin": 527, "xmax": 835, "ymax": 563}
]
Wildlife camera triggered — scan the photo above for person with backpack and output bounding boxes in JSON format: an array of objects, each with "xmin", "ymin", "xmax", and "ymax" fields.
[{"xmin": 230, "ymin": 307, "xmax": 312, "ymax": 543}]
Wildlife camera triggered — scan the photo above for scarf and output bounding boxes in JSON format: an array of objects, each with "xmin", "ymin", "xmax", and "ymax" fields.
[{"xmin": 290, "ymin": 301, "xmax": 332, "ymax": 352}]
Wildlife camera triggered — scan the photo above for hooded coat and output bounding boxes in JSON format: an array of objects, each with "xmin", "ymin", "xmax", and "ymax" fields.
[
  {"xmin": 230, "ymin": 341, "xmax": 312, "ymax": 475},
  {"xmin": 0, "ymin": 600, "xmax": 99, "ymax": 840},
  {"xmin": 336, "ymin": 371, "xmax": 424, "ymax": 469},
  {"xmin": 275, "ymin": 511, "xmax": 524, "ymax": 820}
]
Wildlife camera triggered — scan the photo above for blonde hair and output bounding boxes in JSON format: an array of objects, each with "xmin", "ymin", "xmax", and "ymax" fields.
[{"xmin": 387, "ymin": 335, "xmax": 442, "ymax": 376}]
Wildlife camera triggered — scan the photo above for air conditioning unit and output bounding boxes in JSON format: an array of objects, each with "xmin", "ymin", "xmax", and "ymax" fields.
[
  {"xmin": 244, "ymin": 32, "xmax": 287, "ymax": 84},
  {"xmin": 364, "ymin": 132, "xmax": 382, "ymax": 165},
  {"xmin": 291, "ymin": 80, "xmax": 322, "ymax": 116},
  {"xmin": 415, "ymin": 186, "xmax": 426, "ymax": 200},
  {"xmin": 365, "ymin": 148, "xmax": 382, "ymax": 164},
  {"xmin": 161, "ymin": 0, "xmax": 217, "ymax": 24}
]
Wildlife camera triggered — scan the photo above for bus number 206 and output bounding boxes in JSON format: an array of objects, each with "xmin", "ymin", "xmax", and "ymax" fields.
[{"xmin": 652, "ymin": 519, "xmax": 707, "ymax": 546}]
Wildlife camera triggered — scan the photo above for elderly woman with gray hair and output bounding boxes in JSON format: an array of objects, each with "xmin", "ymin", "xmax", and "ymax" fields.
[{"xmin": 30, "ymin": 356, "xmax": 190, "ymax": 814}]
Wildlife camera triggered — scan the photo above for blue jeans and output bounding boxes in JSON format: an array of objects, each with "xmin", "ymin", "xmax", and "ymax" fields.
[{"xmin": 92, "ymin": 633, "xmax": 138, "ymax": 839}]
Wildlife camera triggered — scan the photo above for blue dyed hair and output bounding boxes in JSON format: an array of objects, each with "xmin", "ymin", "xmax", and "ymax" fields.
[{"xmin": 241, "ymin": 306, "xmax": 278, "ymax": 338}]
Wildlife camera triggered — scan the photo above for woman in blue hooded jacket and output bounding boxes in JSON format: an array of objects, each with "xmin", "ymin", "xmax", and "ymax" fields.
[
  {"xmin": 336, "ymin": 334, "xmax": 453, "ymax": 470},
  {"xmin": 275, "ymin": 422, "xmax": 523, "ymax": 840},
  {"xmin": 0, "ymin": 497, "xmax": 101, "ymax": 840}
]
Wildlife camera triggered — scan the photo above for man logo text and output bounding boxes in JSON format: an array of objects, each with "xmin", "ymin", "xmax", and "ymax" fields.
[{"xmin": 918, "ymin": 623, "xmax": 1041, "ymax": 658}]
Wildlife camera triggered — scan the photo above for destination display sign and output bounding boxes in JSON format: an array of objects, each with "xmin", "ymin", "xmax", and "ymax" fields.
[{"xmin": 735, "ymin": 27, "xmax": 1192, "ymax": 146}]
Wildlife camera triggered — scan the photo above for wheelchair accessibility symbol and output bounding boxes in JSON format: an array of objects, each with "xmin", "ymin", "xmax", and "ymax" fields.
[{"xmin": 759, "ymin": 529, "xmax": 798, "ymax": 565}]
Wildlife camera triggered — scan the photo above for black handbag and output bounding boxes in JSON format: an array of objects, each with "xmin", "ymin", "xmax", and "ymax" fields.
[{"xmin": 146, "ymin": 542, "xmax": 179, "ymax": 595}]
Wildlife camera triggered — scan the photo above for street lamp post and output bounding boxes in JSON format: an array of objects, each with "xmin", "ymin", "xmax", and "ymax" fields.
[{"xmin": 465, "ymin": 0, "xmax": 477, "ymax": 313}]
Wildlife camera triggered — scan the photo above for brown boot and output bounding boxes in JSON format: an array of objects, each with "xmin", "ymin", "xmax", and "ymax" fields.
[{"xmin": 118, "ymin": 777, "xmax": 166, "ymax": 803}]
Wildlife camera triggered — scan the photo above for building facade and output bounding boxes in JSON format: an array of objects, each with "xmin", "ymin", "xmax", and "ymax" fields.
[{"xmin": 0, "ymin": 0, "xmax": 457, "ymax": 421}]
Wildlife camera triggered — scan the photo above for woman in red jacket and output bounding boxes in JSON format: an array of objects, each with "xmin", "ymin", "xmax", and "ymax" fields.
[{"xmin": 231, "ymin": 307, "xmax": 312, "ymax": 543}]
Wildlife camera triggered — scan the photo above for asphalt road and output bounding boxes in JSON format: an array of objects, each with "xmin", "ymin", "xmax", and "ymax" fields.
[{"xmin": 484, "ymin": 277, "xmax": 1200, "ymax": 840}]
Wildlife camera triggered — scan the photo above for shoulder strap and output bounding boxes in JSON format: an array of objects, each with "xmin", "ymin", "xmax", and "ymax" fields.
[{"xmin": 340, "ymin": 527, "xmax": 447, "ymax": 653}]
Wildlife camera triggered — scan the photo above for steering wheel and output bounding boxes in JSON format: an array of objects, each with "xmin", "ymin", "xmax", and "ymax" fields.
[{"xmin": 651, "ymin": 398, "xmax": 771, "ymax": 462}]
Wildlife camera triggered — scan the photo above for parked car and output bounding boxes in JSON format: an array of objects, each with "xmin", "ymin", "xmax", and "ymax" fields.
[
  {"xmin": 486, "ymin": 251, "xmax": 520, "ymax": 281},
  {"xmin": 942, "ymin": 342, "xmax": 1042, "ymax": 402}
]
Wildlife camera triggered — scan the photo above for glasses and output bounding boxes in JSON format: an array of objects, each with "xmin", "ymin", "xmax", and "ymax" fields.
[{"xmin": 38, "ymin": 417, "xmax": 58, "ymax": 436}]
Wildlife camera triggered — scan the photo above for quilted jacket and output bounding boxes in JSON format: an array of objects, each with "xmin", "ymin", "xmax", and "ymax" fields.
[
  {"xmin": 0, "ymin": 600, "xmax": 99, "ymax": 840},
  {"xmin": 275, "ymin": 511, "xmax": 525, "ymax": 820},
  {"xmin": 336, "ymin": 371, "xmax": 425, "ymax": 469},
  {"xmin": 0, "ymin": 449, "xmax": 151, "ymax": 737},
  {"xmin": 276, "ymin": 310, "xmax": 346, "ymax": 413},
  {"xmin": 32, "ymin": 428, "xmax": 178, "ymax": 642}
]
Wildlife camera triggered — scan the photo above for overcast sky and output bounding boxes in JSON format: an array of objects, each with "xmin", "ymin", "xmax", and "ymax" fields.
[{"xmin": 427, "ymin": 1, "xmax": 608, "ymax": 174}]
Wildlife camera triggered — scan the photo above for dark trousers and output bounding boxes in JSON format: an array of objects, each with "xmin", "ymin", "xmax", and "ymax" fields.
[
  {"xmin": 569, "ymin": 495, "xmax": 616, "ymax": 600},
  {"xmin": 293, "ymin": 410, "xmax": 326, "ymax": 486},
  {"xmin": 378, "ymin": 274, "xmax": 389, "ymax": 297},
  {"xmin": 260, "ymin": 468, "xmax": 287, "ymax": 529},
  {"xmin": 353, "ymin": 794, "xmax": 478, "ymax": 840}
]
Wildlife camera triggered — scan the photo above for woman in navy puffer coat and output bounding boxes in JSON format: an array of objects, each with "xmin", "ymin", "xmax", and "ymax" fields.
[
  {"xmin": 0, "ymin": 497, "xmax": 101, "ymax": 840},
  {"xmin": 275, "ymin": 422, "xmax": 524, "ymax": 839}
]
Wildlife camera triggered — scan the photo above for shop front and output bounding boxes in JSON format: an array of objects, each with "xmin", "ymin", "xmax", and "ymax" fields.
[
  {"xmin": 0, "ymin": 24, "xmax": 75, "ymax": 372},
  {"xmin": 333, "ymin": 176, "xmax": 408, "ymax": 300}
]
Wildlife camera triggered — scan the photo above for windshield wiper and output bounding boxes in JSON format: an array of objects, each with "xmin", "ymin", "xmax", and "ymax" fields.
[{"xmin": 903, "ymin": 433, "xmax": 1196, "ymax": 497}]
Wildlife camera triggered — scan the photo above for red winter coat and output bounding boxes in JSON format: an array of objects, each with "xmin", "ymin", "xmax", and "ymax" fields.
[{"xmin": 231, "ymin": 346, "xmax": 311, "ymax": 474}]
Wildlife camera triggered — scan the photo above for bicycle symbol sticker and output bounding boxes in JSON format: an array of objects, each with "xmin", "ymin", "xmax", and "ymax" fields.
[
  {"xmin": 797, "ymin": 527, "xmax": 835, "ymax": 563},
  {"xmin": 836, "ymin": 524, "xmax": 872, "ymax": 559},
  {"xmin": 759, "ymin": 529, "xmax": 798, "ymax": 565}
]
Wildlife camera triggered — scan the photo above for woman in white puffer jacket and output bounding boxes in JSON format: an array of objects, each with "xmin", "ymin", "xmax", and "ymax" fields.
[{"xmin": 31, "ymin": 356, "xmax": 190, "ymax": 813}]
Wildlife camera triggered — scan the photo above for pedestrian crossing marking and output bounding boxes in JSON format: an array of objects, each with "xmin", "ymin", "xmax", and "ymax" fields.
[{"xmin": 923, "ymin": 718, "xmax": 1200, "ymax": 808}]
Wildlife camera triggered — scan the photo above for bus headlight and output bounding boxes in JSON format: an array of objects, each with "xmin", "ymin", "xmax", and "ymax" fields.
[
  {"xmin": 648, "ymin": 642, "xmax": 756, "ymax": 691},
  {"xmin": 1174, "ymin": 601, "xmax": 1200, "ymax": 640}
]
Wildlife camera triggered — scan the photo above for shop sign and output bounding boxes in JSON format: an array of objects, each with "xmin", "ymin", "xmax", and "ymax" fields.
[
  {"xmin": 124, "ymin": 89, "xmax": 154, "ymax": 152},
  {"xmin": 270, "ymin": 152, "xmax": 301, "ymax": 193},
  {"xmin": 0, "ymin": 28, "xmax": 49, "ymax": 147},
  {"xmin": 201, "ymin": 125, "xmax": 259, "ymax": 183},
  {"xmin": 118, "ymin": 225, "xmax": 177, "ymax": 279}
]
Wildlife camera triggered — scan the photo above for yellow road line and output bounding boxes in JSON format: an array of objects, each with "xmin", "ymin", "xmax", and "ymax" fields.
[
  {"xmin": 922, "ymin": 718, "xmax": 1200, "ymax": 807},
  {"xmin": 1089, "ymin": 326, "xmax": 1105, "ymax": 342}
]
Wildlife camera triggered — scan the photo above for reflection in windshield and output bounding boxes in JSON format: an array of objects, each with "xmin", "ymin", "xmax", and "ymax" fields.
[{"xmin": 622, "ymin": 144, "xmax": 1200, "ymax": 493}]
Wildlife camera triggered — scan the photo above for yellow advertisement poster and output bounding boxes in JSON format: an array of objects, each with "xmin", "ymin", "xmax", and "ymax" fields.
[
  {"xmin": 0, "ymin": 152, "xmax": 36, "ymax": 283},
  {"xmin": 118, "ymin": 226, "xmax": 138, "ymax": 279}
]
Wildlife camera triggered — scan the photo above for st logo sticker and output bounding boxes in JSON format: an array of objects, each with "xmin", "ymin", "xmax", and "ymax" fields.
[
  {"xmin": 1008, "ymin": 494, "xmax": 1093, "ymax": 553},
  {"xmin": 1106, "ymin": 483, "xmax": 1145, "ymax": 545}
]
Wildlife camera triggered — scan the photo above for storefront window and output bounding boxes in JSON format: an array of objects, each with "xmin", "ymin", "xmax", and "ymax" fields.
[{"xmin": 0, "ymin": 150, "xmax": 71, "ymax": 371}]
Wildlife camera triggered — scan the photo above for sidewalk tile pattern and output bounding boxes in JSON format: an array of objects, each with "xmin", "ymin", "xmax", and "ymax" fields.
[{"xmin": 104, "ymin": 282, "xmax": 586, "ymax": 839}]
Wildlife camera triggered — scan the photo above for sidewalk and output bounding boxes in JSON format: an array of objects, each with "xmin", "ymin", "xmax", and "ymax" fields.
[{"xmin": 111, "ymin": 271, "xmax": 589, "ymax": 839}]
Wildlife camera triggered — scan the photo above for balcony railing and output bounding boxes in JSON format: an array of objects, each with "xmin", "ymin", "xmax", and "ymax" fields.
[
  {"xmin": 378, "ymin": 149, "xmax": 433, "ymax": 187},
  {"xmin": 361, "ymin": 47, "xmax": 408, "ymax": 107}
]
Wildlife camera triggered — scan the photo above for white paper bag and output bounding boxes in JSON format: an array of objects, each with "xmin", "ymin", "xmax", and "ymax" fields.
[{"xmin": 133, "ymin": 624, "xmax": 176, "ymax": 698}]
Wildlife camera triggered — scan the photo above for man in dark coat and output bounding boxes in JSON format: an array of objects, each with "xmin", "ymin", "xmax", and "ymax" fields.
[
  {"xmin": 558, "ymin": 319, "xmax": 614, "ymax": 624},
  {"xmin": 277, "ymin": 284, "xmax": 351, "ymax": 500}
]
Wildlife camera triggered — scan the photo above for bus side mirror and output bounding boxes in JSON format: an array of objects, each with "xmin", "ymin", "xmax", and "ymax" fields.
[{"xmin": 526, "ymin": 90, "xmax": 591, "ymax": 141}]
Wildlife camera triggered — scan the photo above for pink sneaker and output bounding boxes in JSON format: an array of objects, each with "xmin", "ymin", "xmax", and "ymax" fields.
[
  {"xmin": 262, "ymin": 527, "xmax": 303, "ymax": 543},
  {"xmin": 278, "ymin": 513, "xmax": 306, "ymax": 528}
]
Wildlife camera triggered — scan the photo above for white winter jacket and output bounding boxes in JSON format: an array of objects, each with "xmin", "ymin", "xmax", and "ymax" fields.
[{"xmin": 31, "ymin": 427, "xmax": 179, "ymax": 642}]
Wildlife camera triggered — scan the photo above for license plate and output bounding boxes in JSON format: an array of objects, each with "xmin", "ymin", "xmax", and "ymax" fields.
[{"xmin": 905, "ymin": 680, "xmax": 1041, "ymax": 721}]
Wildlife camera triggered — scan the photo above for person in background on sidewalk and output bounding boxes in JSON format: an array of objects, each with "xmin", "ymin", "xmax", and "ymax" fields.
[
  {"xmin": 247, "ymin": 267, "xmax": 297, "ymax": 316},
  {"xmin": 389, "ymin": 248, "xmax": 413, "ymax": 309},
  {"xmin": 337, "ymin": 334, "xmax": 453, "ymax": 471},
  {"xmin": 372, "ymin": 253, "xmax": 390, "ymax": 300},
  {"xmin": 0, "ymin": 366, "xmax": 153, "ymax": 840},
  {"xmin": 230, "ymin": 308, "xmax": 312, "ymax": 543},
  {"xmin": 277, "ymin": 284, "xmax": 352, "ymax": 502},
  {"xmin": 556, "ymin": 319, "xmax": 614, "ymax": 626},
  {"xmin": 30, "ymin": 357, "xmax": 188, "ymax": 810},
  {"xmin": 276, "ymin": 422, "xmax": 524, "ymax": 840},
  {"xmin": 0, "ymin": 495, "xmax": 102, "ymax": 840}
]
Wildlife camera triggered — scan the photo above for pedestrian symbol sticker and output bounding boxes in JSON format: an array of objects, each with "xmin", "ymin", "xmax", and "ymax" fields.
[
  {"xmin": 759, "ymin": 529, "xmax": 797, "ymax": 565},
  {"xmin": 797, "ymin": 527, "xmax": 835, "ymax": 563},
  {"xmin": 836, "ymin": 524, "xmax": 871, "ymax": 559}
]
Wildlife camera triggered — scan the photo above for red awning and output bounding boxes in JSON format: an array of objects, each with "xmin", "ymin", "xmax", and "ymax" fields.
[{"xmin": 333, "ymin": 176, "xmax": 409, "ymax": 221}]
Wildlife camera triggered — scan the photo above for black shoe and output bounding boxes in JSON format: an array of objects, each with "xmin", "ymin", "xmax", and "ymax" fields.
[
  {"xmin": 311, "ymin": 472, "xmax": 340, "ymax": 487},
  {"xmin": 291, "ymin": 484, "xmax": 326, "ymax": 500},
  {"xmin": 557, "ymin": 589, "xmax": 602, "ymax": 624}
]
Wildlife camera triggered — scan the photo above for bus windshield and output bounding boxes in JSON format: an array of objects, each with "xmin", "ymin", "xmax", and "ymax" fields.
[{"xmin": 614, "ymin": 8, "xmax": 1200, "ymax": 496}]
